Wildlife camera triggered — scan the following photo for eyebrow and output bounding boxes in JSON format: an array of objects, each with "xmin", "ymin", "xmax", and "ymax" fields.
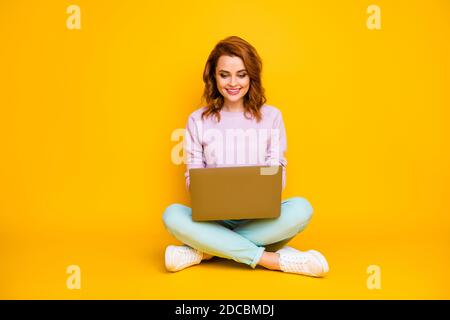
[{"xmin": 218, "ymin": 69, "xmax": 247, "ymax": 73}]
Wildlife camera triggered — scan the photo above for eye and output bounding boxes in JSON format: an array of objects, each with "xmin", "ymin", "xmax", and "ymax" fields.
[{"xmin": 219, "ymin": 73, "xmax": 247, "ymax": 79}]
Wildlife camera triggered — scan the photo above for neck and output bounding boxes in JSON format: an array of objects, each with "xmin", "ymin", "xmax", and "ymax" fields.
[{"xmin": 222, "ymin": 100, "xmax": 244, "ymax": 112}]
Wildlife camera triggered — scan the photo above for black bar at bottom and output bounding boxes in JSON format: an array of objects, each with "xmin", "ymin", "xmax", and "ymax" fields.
[{"xmin": 0, "ymin": 299, "xmax": 446, "ymax": 318}]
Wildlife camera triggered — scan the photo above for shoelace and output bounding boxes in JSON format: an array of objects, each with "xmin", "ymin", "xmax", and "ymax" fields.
[
  {"xmin": 176, "ymin": 246, "xmax": 200, "ymax": 265},
  {"xmin": 281, "ymin": 253, "xmax": 313, "ymax": 273}
]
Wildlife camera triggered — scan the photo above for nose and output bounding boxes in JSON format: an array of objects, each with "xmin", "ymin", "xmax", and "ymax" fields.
[{"xmin": 229, "ymin": 76, "xmax": 237, "ymax": 86}]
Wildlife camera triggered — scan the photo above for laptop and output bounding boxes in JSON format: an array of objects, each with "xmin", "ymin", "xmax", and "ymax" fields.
[{"xmin": 189, "ymin": 165, "xmax": 282, "ymax": 221}]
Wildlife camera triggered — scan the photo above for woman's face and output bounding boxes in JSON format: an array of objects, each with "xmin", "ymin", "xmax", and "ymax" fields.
[{"xmin": 215, "ymin": 55, "xmax": 250, "ymax": 105}]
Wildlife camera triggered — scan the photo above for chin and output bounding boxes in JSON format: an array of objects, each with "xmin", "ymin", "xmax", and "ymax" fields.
[{"xmin": 227, "ymin": 95, "xmax": 242, "ymax": 101}]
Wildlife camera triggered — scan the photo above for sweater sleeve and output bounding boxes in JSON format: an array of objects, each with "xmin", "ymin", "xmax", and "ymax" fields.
[
  {"xmin": 268, "ymin": 109, "xmax": 288, "ymax": 190},
  {"xmin": 184, "ymin": 115, "xmax": 205, "ymax": 191}
]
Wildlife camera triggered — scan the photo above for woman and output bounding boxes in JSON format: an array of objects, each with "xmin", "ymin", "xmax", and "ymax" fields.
[{"xmin": 162, "ymin": 36, "xmax": 329, "ymax": 277}]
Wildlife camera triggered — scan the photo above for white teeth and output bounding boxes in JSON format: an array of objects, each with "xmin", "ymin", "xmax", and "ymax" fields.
[{"xmin": 226, "ymin": 88, "xmax": 240, "ymax": 96}]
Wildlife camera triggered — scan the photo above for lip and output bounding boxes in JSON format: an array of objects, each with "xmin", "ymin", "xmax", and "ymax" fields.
[{"xmin": 226, "ymin": 88, "xmax": 241, "ymax": 95}]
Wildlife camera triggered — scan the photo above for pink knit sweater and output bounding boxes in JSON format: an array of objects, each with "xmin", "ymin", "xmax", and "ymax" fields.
[{"xmin": 184, "ymin": 104, "xmax": 287, "ymax": 191}]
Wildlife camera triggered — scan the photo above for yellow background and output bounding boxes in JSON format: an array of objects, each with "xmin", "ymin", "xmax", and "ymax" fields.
[{"xmin": 1, "ymin": 0, "xmax": 449, "ymax": 299}]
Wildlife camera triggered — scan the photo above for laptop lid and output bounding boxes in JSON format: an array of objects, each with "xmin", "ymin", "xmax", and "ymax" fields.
[{"xmin": 189, "ymin": 165, "xmax": 282, "ymax": 221}]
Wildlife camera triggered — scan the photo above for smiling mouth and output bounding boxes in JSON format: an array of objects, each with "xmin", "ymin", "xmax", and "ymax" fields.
[{"xmin": 226, "ymin": 88, "xmax": 241, "ymax": 95}]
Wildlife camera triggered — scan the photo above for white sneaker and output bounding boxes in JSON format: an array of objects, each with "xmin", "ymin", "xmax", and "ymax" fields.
[
  {"xmin": 165, "ymin": 245, "xmax": 204, "ymax": 272},
  {"xmin": 276, "ymin": 246, "xmax": 329, "ymax": 277}
]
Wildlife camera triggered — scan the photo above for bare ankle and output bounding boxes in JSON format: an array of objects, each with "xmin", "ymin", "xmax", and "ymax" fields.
[
  {"xmin": 257, "ymin": 252, "xmax": 281, "ymax": 271},
  {"xmin": 202, "ymin": 253, "xmax": 214, "ymax": 260}
]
